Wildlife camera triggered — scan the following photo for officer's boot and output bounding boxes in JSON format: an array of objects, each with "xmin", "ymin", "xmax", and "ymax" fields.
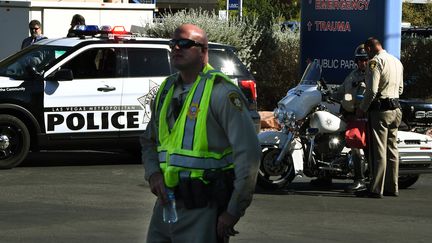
[{"xmin": 345, "ymin": 148, "xmax": 366, "ymax": 192}]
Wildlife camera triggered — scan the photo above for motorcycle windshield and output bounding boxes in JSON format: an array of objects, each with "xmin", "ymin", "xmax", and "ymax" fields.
[{"xmin": 299, "ymin": 60, "xmax": 322, "ymax": 85}]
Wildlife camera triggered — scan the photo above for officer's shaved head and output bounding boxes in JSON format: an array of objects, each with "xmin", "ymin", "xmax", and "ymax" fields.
[
  {"xmin": 364, "ymin": 37, "xmax": 382, "ymax": 58},
  {"xmin": 173, "ymin": 24, "xmax": 208, "ymax": 48},
  {"xmin": 364, "ymin": 37, "xmax": 381, "ymax": 49},
  {"xmin": 171, "ymin": 24, "xmax": 209, "ymax": 80}
]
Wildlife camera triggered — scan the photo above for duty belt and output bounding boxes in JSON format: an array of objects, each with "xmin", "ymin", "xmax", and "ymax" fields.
[{"xmin": 370, "ymin": 98, "xmax": 400, "ymax": 111}]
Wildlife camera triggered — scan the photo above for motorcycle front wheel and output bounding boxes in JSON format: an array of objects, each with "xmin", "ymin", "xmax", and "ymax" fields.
[
  {"xmin": 398, "ymin": 174, "xmax": 420, "ymax": 189},
  {"xmin": 257, "ymin": 146, "xmax": 296, "ymax": 190}
]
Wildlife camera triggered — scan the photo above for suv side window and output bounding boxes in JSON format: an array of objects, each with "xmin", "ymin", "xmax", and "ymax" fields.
[
  {"xmin": 127, "ymin": 48, "xmax": 171, "ymax": 77},
  {"xmin": 61, "ymin": 48, "xmax": 118, "ymax": 79}
]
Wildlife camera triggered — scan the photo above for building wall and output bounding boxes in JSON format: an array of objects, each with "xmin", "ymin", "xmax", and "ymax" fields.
[
  {"xmin": 32, "ymin": 0, "xmax": 216, "ymax": 6},
  {"xmin": 156, "ymin": 0, "xmax": 218, "ymax": 11}
]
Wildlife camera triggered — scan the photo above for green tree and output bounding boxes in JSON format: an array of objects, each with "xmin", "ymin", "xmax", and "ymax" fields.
[
  {"xmin": 401, "ymin": 37, "xmax": 432, "ymax": 100},
  {"xmin": 217, "ymin": 0, "xmax": 301, "ymax": 24},
  {"xmin": 243, "ymin": 0, "xmax": 300, "ymax": 25},
  {"xmin": 403, "ymin": 1, "xmax": 432, "ymax": 26}
]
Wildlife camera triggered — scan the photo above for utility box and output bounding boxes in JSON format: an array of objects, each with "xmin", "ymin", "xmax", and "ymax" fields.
[{"xmin": 0, "ymin": 0, "xmax": 156, "ymax": 60}]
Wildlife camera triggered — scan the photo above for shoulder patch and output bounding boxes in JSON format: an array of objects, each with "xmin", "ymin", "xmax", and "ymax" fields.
[
  {"xmin": 369, "ymin": 60, "xmax": 377, "ymax": 70},
  {"xmin": 228, "ymin": 92, "xmax": 243, "ymax": 111}
]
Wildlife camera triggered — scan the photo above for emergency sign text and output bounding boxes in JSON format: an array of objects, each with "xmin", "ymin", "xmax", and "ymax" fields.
[{"xmin": 315, "ymin": 0, "xmax": 370, "ymax": 10}]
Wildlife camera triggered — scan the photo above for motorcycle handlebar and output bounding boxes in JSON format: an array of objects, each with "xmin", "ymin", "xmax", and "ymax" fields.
[{"xmin": 318, "ymin": 77, "xmax": 328, "ymax": 90}]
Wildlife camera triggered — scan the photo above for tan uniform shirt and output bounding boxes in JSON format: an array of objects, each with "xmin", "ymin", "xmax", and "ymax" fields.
[
  {"xmin": 335, "ymin": 68, "xmax": 366, "ymax": 112},
  {"xmin": 359, "ymin": 50, "xmax": 404, "ymax": 111},
  {"xmin": 140, "ymin": 74, "xmax": 261, "ymax": 218}
]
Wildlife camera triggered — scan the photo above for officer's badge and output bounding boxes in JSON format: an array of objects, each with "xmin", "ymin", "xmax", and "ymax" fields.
[
  {"xmin": 187, "ymin": 103, "xmax": 200, "ymax": 120},
  {"xmin": 228, "ymin": 92, "xmax": 243, "ymax": 111},
  {"xmin": 369, "ymin": 60, "xmax": 377, "ymax": 70}
]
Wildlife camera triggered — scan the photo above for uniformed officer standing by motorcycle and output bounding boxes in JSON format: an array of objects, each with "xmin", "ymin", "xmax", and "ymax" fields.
[
  {"xmin": 334, "ymin": 44, "xmax": 369, "ymax": 192},
  {"xmin": 140, "ymin": 24, "xmax": 261, "ymax": 242},
  {"xmin": 356, "ymin": 37, "xmax": 404, "ymax": 198}
]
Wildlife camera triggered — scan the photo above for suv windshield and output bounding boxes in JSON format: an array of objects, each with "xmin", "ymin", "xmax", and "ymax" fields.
[{"xmin": 0, "ymin": 45, "xmax": 70, "ymax": 80}]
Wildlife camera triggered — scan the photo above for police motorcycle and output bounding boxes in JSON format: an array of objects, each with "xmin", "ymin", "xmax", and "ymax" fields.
[{"xmin": 257, "ymin": 60, "xmax": 432, "ymax": 190}]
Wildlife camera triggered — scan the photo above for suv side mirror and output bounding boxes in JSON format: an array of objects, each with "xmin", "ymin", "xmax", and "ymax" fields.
[{"xmin": 46, "ymin": 69, "xmax": 74, "ymax": 81}]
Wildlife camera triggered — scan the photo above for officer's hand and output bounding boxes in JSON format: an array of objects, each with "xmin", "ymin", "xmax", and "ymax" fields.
[
  {"xmin": 217, "ymin": 211, "xmax": 240, "ymax": 239},
  {"xmin": 149, "ymin": 172, "xmax": 168, "ymax": 204}
]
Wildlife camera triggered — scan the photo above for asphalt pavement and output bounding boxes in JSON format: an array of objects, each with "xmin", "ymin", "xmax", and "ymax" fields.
[{"xmin": 1, "ymin": 150, "xmax": 431, "ymax": 243}]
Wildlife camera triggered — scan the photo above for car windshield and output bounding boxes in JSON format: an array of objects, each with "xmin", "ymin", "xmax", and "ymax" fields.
[
  {"xmin": 299, "ymin": 60, "xmax": 322, "ymax": 85},
  {"xmin": 0, "ymin": 45, "xmax": 71, "ymax": 80}
]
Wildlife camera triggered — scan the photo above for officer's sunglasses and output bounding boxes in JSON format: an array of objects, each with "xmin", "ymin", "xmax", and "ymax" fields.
[
  {"xmin": 169, "ymin": 39, "xmax": 206, "ymax": 50},
  {"xmin": 30, "ymin": 27, "xmax": 40, "ymax": 31}
]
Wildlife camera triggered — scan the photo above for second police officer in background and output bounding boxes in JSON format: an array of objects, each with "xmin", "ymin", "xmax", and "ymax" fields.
[
  {"xmin": 333, "ymin": 44, "xmax": 369, "ymax": 193},
  {"xmin": 356, "ymin": 37, "xmax": 404, "ymax": 198},
  {"xmin": 67, "ymin": 14, "xmax": 86, "ymax": 37}
]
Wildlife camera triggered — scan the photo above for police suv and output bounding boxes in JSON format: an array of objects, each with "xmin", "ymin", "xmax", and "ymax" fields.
[{"xmin": 0, "ymin": 26, "xmax": 259, "ymax": 169}]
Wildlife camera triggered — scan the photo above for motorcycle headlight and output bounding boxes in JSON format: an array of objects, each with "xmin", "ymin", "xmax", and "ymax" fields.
[
  {"xmin": 285, "ymin": 111, "xmax": 296, "ymax": 127},
  {"xmin": 329, "ymin": 136, "xmax": 341, "ymax": 150},
  {"xmin": 274, "ymin": 108, "xmax": 296, "ymax": 127},
  {"xmin": 274, "ymin": 108, "xmax": 285, "ymax": 124}
]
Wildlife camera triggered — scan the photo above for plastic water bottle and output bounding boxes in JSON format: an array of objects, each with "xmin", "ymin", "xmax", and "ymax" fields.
[{"xmin": 163, "ymin": 189, "xmax": 178, "ymax": 223}]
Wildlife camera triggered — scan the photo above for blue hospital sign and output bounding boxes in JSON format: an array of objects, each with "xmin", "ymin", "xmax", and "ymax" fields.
[
  {"xmin": 300, "ymin": 0, "xmax": 402, "ymax": 84},
  {"xmin": 229, "ymin": 0, "xmax": 240, "ymax": 10}
]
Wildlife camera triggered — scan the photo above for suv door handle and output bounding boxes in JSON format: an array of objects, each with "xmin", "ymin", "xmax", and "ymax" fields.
[{"xmin": 97, "ymin": 86, "xmax": 116, "ymax": 92}]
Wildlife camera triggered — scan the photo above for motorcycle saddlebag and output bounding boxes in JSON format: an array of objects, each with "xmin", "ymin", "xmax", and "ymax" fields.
[{"xmin": 345, "ymin": 119, "xmax": 367, "ymax": 148}]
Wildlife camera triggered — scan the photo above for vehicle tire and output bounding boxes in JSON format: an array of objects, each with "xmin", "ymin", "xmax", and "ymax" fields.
[
  {"xmin": 257, "ymin": 146, "xmax": 296, "ymax": 190},
  {"xmin": 398, "ymin": 174, "xmax": 420, "ymax": 189},
  {"xmin": 0, "ymin": 115, "xmax": 30, "ymax": 169},
  {"xmin": 125, "ymin": 148, "xmax": 141, "ymax": 158},
  {"xmin": 398, "ymin": 120, "xmax": 410, "ymax": 131}
]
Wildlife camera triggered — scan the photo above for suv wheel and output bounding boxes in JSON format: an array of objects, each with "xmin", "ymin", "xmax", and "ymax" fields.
[{"xmin": 0, "ymin": 115, "xmax": 30, "ymax": 169}]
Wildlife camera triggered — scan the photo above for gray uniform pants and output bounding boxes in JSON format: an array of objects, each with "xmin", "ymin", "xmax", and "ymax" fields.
[
  {"xmin": 368, "ymin": 108, "xmax": 402, "ymax": 195},
  {"xmin": 351, "ymin": 148, "xmax": 365, "ymax": 180},
  {"xmin": 146, "ymin": 199, "xmax": 220, "ymax": 243}
]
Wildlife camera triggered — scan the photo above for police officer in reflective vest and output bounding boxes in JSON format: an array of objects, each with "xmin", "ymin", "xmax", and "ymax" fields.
[
  {"xmin": 140, "ymin": 24, "xmax": 261, "ymax": 242},
  {"xmin": 356, "ymin": 37, "xmax": 404, "ymax": 198},
  {"xmin": 334, "ymin": 44, "xmax": 369, "ymax": 192}
]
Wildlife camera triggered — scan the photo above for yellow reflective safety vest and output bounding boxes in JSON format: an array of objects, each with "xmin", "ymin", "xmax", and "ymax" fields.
[{"xmin": 154, "ymin": 64, "xmax": 235, "ymax": 188}]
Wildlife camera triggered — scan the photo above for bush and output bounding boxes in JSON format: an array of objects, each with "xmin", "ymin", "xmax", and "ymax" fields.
[
  {"xmin": 143, "ymin": 9, "xmax": 262, "ymax": 70},
  {"xmin": 253, "ymin": 24, "xmax": 301, "ymax": 110},
  {"xmin": 142, "ymin": 9, "xmax": 302, "ymax": 111}
]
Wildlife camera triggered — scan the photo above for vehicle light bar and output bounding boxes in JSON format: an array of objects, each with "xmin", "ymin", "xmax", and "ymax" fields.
[{"xmin": 71, "ymin": 25, "xmax": 133, "ymax": 39}]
